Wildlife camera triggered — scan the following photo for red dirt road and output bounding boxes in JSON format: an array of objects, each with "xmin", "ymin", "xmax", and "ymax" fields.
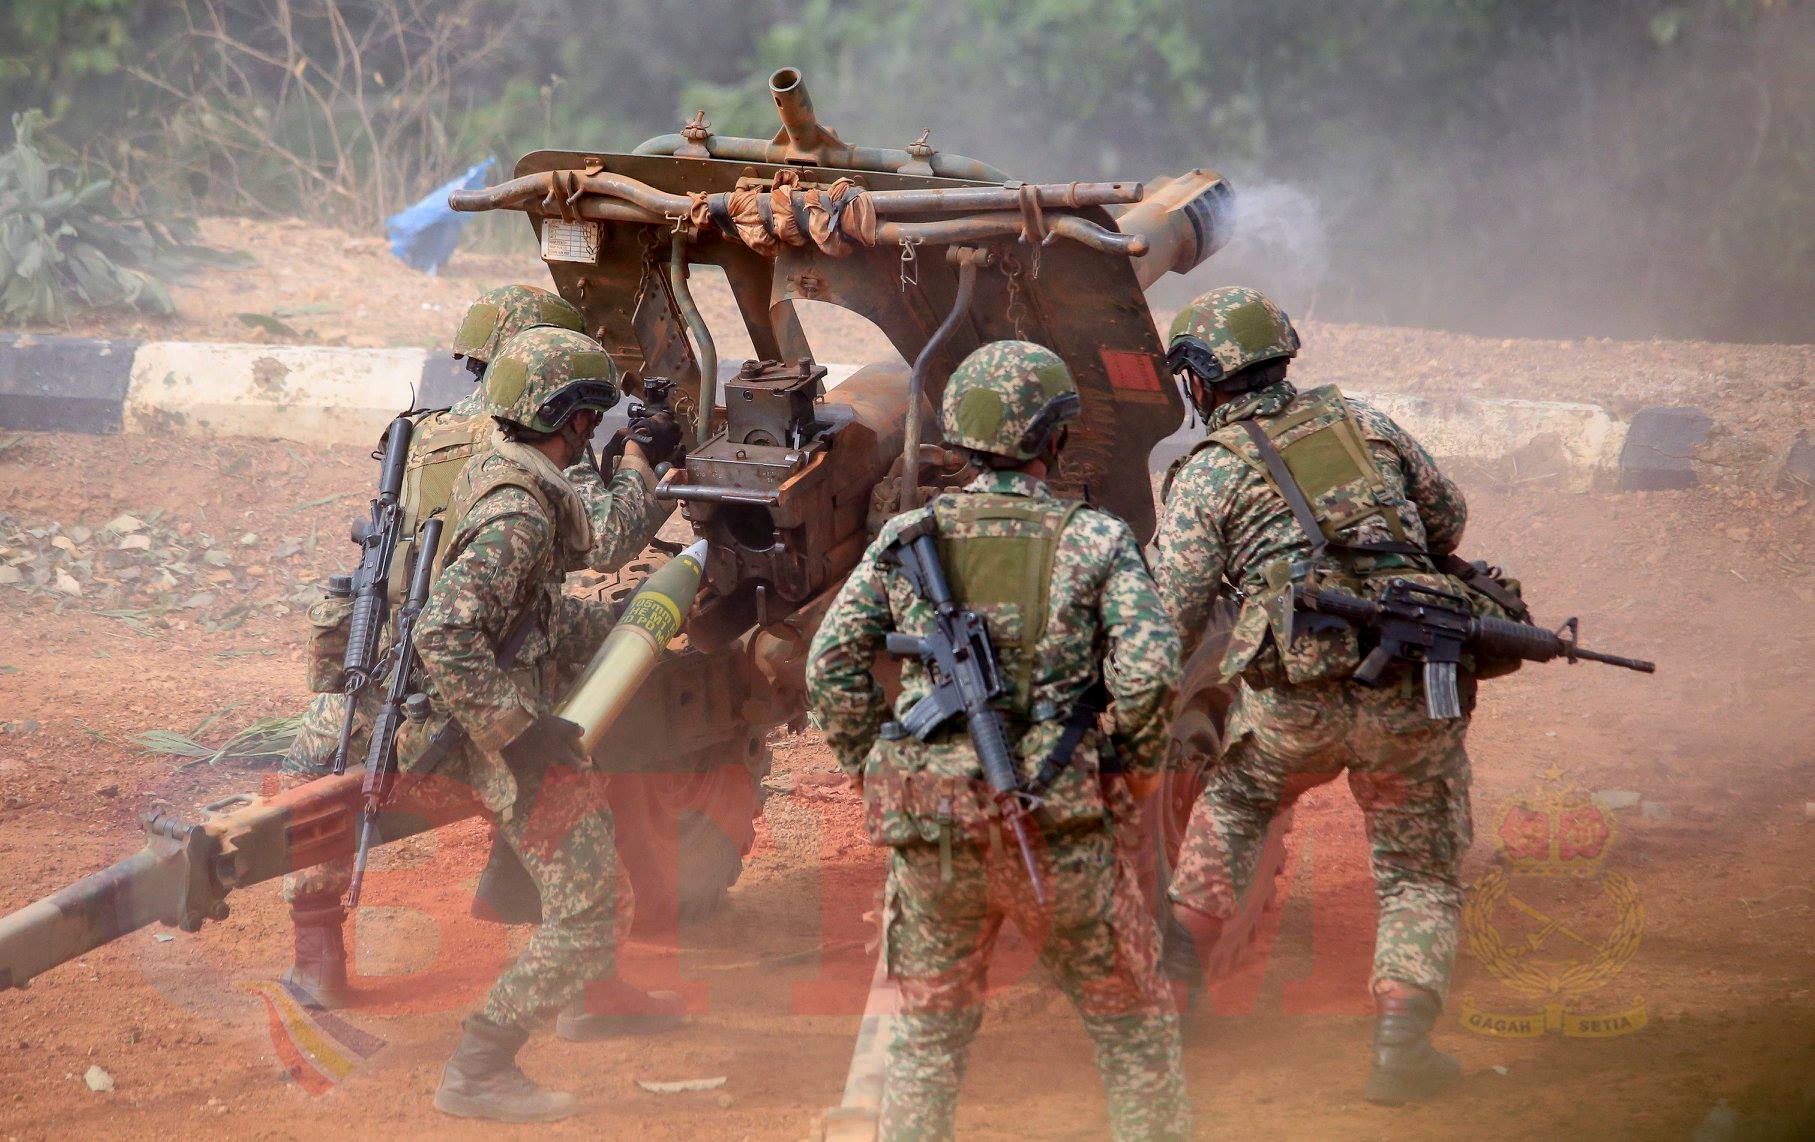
[{"xmin": 2, "ymin": 420, "xmax": 1812, "ymax": 1138}]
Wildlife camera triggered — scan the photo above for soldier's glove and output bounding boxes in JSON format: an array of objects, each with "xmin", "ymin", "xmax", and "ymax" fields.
[
  {"xmin": 631, "ymin": 409, "xmax": 683, "ymax": 467},
  {"xmin": 501, "ymin": 713, "xmax": 589, "ymax": 771}
]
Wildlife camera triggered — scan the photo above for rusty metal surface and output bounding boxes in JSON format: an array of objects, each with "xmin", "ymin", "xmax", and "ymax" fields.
[
  {"xmin": 498, "ymin": 143, "xmax": 1181, "ymax": 539},
  {"xmin": 637, "ymin": 68, "xmax": 1009, "ymax": 183},
  {"xmin": 448, "ymin": 170, "xmax": 1140, "ymax": 219}
]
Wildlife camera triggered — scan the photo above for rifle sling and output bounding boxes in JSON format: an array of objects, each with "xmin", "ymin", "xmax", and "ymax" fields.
[
  {"xmin": 1026, "ymin": 682, "xmax": 1117, "ymax": 798},
  {"xmin": 1238, "ymin": 419, "xmax": 1329, "ymax": 560},
  {"xmin": 411, "ymin": 610, "xmax": 541, "ymax": 774}
]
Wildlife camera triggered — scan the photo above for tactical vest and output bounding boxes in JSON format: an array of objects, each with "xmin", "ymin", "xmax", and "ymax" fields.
[
  {"xmin": 865, "ymin": 492, "xmax": 1116, "ymax": 852},
  {"xmin": 427, "ymin": 452, "xmax": 575, "ymax": 698},
  {"xmin": 386, "ymin": 408, "xmax": 492, "ymax": 603},
  {"xmin": 440, "ymin": 453, "xmax": 565, "ymax": 575},
  {"xmin": 1190, "ymin": 385, "xmax": 1429, "ymax": 685},
  {"xmin": 929, "ymin": 492, "xmax": 1086, "ymax": 712}
]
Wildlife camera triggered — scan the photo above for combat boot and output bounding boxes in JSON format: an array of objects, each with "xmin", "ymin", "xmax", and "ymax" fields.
[
  {"xmin": 1365, "ymin": 988, "xmax": 1462, "ymax": 1106},
  {"xmin": 1160, "ymin": 902, "xmax": 1224, "ymax": 1015},
  {"xmin": 434, "ymin": 1014, "xmax": 577, "ymax": 1123},
  {"xmin": 282, "ymin": 892, "xmax": 351, "ymax": 1010},
  {"xmin": 555, "ymin": 976, "xmax": 687, "ymax": 1040},
  {"xmin": 470, "ymin": 833, "xmax": 543, "ymax": 926}
]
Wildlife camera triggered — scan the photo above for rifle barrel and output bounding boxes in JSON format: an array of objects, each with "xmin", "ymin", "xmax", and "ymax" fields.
[
  {"xmin": 1570, "ymin": 645, "xmax": 1656, "ymax": 673},
  {"xmin": 1004, "ymin": 812, "xmax": 1047, "ymax": 905}
]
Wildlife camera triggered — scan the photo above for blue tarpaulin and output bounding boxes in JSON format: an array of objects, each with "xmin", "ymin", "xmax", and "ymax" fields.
[{"xmin": 385, "ymin": 158, "xmax": 496, "ymax": 274}]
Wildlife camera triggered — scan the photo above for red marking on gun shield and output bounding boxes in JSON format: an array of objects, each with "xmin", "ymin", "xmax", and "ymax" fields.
[{"xmin": 1100, "ymin": 349, "xmax": 1165, "ymax": 393}]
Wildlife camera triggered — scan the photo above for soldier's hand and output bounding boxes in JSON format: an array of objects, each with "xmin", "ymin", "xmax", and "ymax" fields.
[
  {"xmin": 632, "ymin": 410, "xmax": 683, "ymax": 467},
  {"xmin": 502, "ymin": 713, "xmax": 589, "ymax": 771}
]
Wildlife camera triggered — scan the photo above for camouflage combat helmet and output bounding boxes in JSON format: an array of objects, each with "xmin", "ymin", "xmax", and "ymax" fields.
[
  {"xmin": 940, "ymin": 340, "xmax": 1081, "ymax": 462},
  {"xmin": 484, "ymin": 326, "xmax": 622, "ymax": 433},
  {"xmin": 1165, "ymin": 285, "xmax": 1300, "ymax": 391},
  {"xmin": 453, "ymin": 284, "xmax": 586, "ymax": 366}
]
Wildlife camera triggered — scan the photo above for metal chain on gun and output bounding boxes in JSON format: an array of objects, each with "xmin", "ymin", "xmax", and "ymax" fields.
[{"xmin": 1001, "ymin": 254, "xmax": 1029, "ymax": 340}]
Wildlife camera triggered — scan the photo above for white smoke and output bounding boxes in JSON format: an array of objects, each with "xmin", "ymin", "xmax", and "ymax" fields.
[{"xmin": 1153, "ymin": 178, "xmax": 1332, "ymax": 319}]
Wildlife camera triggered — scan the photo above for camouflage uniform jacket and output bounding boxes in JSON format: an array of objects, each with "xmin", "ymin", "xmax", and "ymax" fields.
[
  {"xmin": 1154, "ymin": 379, "xmax": 1467, "ymax": 677},
  {"xmin": 410, "ymin": 446, "xmax": 664, "ymax": 812},
  {"xmin": 807, "ymin": 470, "xmax": 1180, "ymax": 845}
]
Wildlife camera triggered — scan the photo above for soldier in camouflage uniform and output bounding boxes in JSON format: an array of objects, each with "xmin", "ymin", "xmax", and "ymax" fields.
[
  {"xmin": 807, "ymin": 341, "xmax": 1192, "ymax": 1141},
  {"xmin": 279, "ymin": 284, "xmax": 592, "ymax": 1008},
  {"xmin": 411, "ymin": 326, "xmax": 681, "ymax": 1122},
  {"xmin": 1154, "ymin": 286, "xmax": 1472, "ymax": 1105}
]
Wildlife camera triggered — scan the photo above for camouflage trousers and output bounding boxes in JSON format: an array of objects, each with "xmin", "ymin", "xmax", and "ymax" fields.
[
  {"xmin": 881, "ymin": 826, "xmax": 1191, "ymax": 1142},
  {"xmin": 281, "ymin": 585, "xmax": 624, "ymax": 902},
  {"xmin": 475, "ymin": 746, "xmax": 624, "ymax": 1032},
  {"xmin": 1168, "ymin": 674, "xmax": 1473, "ymax": 998},
  {"xmin": 279, "ymin": 690, "xmax": 366, "ymax": 902}
]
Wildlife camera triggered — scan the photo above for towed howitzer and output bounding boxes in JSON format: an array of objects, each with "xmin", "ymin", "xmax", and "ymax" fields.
[
  {"xmin": 344, "ymin": 515, "xmax": 442, "ymax": 908},
  {"xmin": 329, "ymin": 413, "xmax": 415, "ymax": 775},
  {"xmin": 881, "ymin": 518, "xmax": 1047, "ymax": 904},
  {"xmin": 4, "ymin": 64, "xmax": 1247, "ymax": 992},
  {"xmin": 0, "ymin": 544, "xmax": 710, "ymax": 992},
  {"xmin": 1297, "ymin": 577, "xmax": 1656, "ymax": 719}
]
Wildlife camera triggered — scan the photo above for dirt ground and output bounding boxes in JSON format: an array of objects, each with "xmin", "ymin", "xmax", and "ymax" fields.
[
  {"xmin": 3, "ymin": 225, "xmax": 1814, "ymax": 1138},
  {"xmin": 3, "ymin": 394, "xmax": 1813, "ymax": 1139}
]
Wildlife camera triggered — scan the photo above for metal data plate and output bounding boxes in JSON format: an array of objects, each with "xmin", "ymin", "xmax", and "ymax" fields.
[{"xmin": 540, "ymin": 218, "xmax": 602, "ymax": 263}]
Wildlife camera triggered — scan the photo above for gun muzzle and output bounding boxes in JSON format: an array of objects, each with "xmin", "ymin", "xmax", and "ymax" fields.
[
  {"xmin": 1113, "ymin": 170, "xmax": 1236, "ymax": 290},
  {"xmin": 558, "ymin": 539, "xmax": 709, "ymax": 752},
  {"xmin": 377, "ymin": 414, "xmax": 414, "ymax": 502}
]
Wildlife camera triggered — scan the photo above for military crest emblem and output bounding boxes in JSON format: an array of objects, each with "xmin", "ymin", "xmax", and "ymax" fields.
[{"xmin": 1459, "ymin": 767, "xmax": 1647, "ymax": 1038}]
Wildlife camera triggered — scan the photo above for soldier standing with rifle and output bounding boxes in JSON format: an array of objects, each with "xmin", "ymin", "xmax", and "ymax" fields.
[
  {"xmin": 807, "ymin": 341, "xmax": 1192, "ymax": 1141},
  {"xmin": 279, "ymin": 284, "xmax": 588, "ymax": 1007},
  {"xmin": 279, "ymin": 286, "xmax": 682, "ymax": 1023},
  {"xmin": 411, "ymin": 327, "xmax": 680, "ymax": 1123},
  {"xmin": 1154, "ymin": 285, "xmax": 1478, "ymax": 1105}
]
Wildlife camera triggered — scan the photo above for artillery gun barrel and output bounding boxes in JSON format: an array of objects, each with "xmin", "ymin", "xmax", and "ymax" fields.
[
  {"xmin": 1111, "ymin": 169, "xmax": 1237, "ymax": 289},
  {"xmin": 450, "ymin": 170, "xmax": 1142, "ymax": 219}
]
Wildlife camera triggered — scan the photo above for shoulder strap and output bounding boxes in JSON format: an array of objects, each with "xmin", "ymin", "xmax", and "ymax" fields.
[
  {"xmin": 1238, "ymin": 418, "xmax": 1331, "ymax": 562},
  {"xmin": 1237, "ymin": 416, "xmax": 1430, "ymax": 562}
]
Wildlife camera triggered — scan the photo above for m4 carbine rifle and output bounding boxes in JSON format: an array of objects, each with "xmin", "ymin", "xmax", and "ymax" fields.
[
  {"xmin": 881, "ymin": 518, "xmax": 1047, "ymax": 904},
  {"xmin": 329, "ymin": 413, "xmax": 416, "ymax": 775},
  {"xmin": 1296, "ymin": 577, "xmax": 1655, "ymax": 719}
]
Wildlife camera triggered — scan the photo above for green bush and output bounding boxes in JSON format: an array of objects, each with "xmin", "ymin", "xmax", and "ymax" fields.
[{"xmin": 0, "ymin": 110, "xmax": 245, "ymax": 325}]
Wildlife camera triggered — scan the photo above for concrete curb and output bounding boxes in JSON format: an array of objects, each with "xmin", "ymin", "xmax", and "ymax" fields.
[
  {"xmin": 1, "ymin": 334, "xmax": 1631, "ymax": 479},
  {"xmin": 127, "ymin": 342, "xmax": 430, "ymax": 447},
  {"xmin": 0, "ymin": 334, "xmax": 139, "ymax": 433}
]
